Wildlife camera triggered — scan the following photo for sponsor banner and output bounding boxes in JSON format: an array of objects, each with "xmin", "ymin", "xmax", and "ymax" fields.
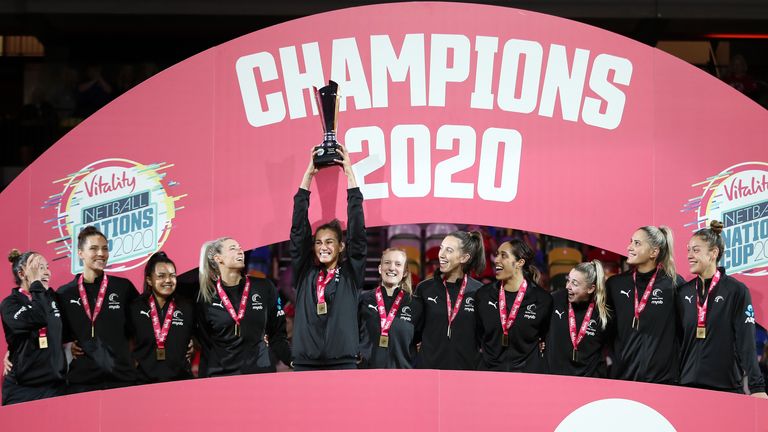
[{"xmin": 0, "ymin": 1, "xmax": 765, "ymax": 344}]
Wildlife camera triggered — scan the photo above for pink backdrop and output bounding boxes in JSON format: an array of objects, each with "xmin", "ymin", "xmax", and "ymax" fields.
[
  {"xmin": 1, "ymin": 1, "xmax": 767, "ymax": 421},
  {"xmin": 1, "ymin": 370, "xmax": 766, "ymax": 430}
]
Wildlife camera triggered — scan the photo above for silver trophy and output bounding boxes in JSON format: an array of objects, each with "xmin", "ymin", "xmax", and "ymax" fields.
[{"xmin": 313, "ymin": 80, "xmax": 342, "ymax": 168}]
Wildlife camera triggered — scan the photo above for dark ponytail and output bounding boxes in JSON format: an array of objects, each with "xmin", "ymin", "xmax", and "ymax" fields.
[
  {"xmin": 505, "ymin": 239, "xmax": 542, "ymax": 286},
  {"xmin": 447, "ymin": 231, "xmax": 486, "ymax": 275}
]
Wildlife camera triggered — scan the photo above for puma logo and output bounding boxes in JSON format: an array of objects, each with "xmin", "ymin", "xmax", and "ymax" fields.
[
  {"xmin": 427, "ymin": 296, "xmax": 438, "ymax": 304},
  {"xmin": 69, "ymin": 299, "xmax": 81, "ymax": 306},
  {"xmin": 367, "ymin": 304, "xmax": 377, "ymax": 311},
  {"xmin": 140, "ymin": 310, "xmax": 150, "ymax": 318},
  {"xmin": 620, "ymin": 290, "xmax": 631, "ymax": 298},
  {"xmin": 488, "ymin": 301, "xmax": 498, "ymax": 310},
  {"xmin": 685, "ymin": 295, "xmax": 694, "ymax": 304},
  {"xmin": 213, "ymin": 301, "xmax": 224, "ymax": 309},
  {"xmin": 555, "ymin": 309, "xmax": 564, "ymax": 319}
]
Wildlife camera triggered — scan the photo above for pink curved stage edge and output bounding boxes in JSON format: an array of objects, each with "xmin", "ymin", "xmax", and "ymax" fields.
[
  {"xmin": 1, "ymin": 1, "xmax": 767, "ymax": 424},
  {"xmin": 1, "ymin": 370, "xmax": 767, "ymax": 431}
]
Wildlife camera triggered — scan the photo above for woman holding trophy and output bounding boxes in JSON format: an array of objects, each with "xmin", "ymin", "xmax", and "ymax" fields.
[{"xmin": 290, "ymin": 81, "xmax": 367, "ymax": 371}]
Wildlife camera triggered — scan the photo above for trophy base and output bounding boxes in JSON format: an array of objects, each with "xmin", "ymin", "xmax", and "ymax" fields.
[{"xmin": 313, "ymin": 144, "xmax": 341, "ymax": 168}]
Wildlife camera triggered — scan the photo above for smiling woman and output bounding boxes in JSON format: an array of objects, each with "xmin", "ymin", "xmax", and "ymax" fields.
[
  {"xmin": 54, "ymin": 225, "xmax": 139, "ymax": 394},
  {"xmin": 195, "ymin": 237, "xmax": 290, "ymax": 377},
  {"xmin": 1, "ymin": 249, "xmax": 65, "ymax": 405},
  {"xmin": 289, "ymin": 144, "xmax": 366, "ymax": 371}
]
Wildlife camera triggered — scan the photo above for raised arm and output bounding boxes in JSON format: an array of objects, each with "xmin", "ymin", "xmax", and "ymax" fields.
[
  {"xmin": 337, "ymin": 144, "xmax": 366, "ymax": 289},
  {"xmin": 290, "ymin": 149, "xmax": 319, "ymax": 278}
]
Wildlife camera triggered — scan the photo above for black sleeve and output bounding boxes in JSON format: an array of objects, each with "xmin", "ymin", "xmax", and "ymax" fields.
[
  {"xmin": 732, "ymin": 283, "xmax": 765, "ymax": 393},
  {"xmin": 289, "ymin": 188, "xmax": 313, "ymax": 283},
  {"xmin": 54, "ymin": 288, "xmax": 75, "ymax": 344},
  {"xmin": 345, "ymin": 187, "xmax": 367, "ymax": 290},
  {"xmin": 539, "ymin": 292, "xmax": 554, "ymax": 342},
  {"xmin": 357, "ymin": 295, "xmax": 370, "ymax": 363},
  {"xmin": 264, "ymin": 279, "xmax": 291, "ymax": 366},
  {"xmin": 1, "ymin": 292, "xmax": 49, "ymax": 335}
]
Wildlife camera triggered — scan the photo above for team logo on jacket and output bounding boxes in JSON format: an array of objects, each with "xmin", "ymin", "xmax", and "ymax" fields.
[
  {"xmin": 463, "ymin": 297, "xmax": 475, "ymax": 312},
  {"xmin": 52, "ymin": 301, "xmax": 60, "ymax": 318},
  {"xmin": 745, "ymin": 304, "xmax": 756, "ymax": 324},
  {"xmin": 13, "ymin": 305, "xmax": 28, "ymax": 320},
  {"xmin": 399, "ymin": 306, "xmax": 412, "ymax": 322},
  {"xmin": 524, "ymin": 303, "xmax": 536, "ymax": 319},
  {"xmin": 683, "ymin": 162, "xmax": 768, "ymax": 277},
  {"xmin": 585, "ymin": 319, "xmax": 597, "ymax": 336},
  {"xmin": 251, "ymin": 293, "xmax": 263, "ymax": 310},
  {"xmin": 108, "ymin": 293, "xmax": 120, "ymax": 310},
  {"xmin": 651, "ymin": 288, "xmax": 664, "ymax": 305},
  {"xmin": 45, "ymin": 158, "xmax": 186, "ymax": 274},
  {"xmin": 714, "ymin": 295, "xmax": 725, "ymax": 303},
  {"xmin": 172, "ymin": 309, "xmax": 185, "ymax": 326}
]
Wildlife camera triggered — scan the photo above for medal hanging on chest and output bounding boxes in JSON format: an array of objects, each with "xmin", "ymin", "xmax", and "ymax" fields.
[
  {"xmin": 632, "ymin": 265, "xmax": 660, "ymax": 330},
  {"xmin": 316, "ymin": 268, "xmax": 337, "ymax": 315},
  {"xmin": 149, "ymin": 296, "xmax": 176, "ymax": 361},
  {"xmin": 444, "ymin": 275, "xmax": 468, "ymax": 338},
  {"xmin": 77, "ymin": 274, "xmax": 109, "ymax": 339},
  {"xmin": 568, "ymin": 301, "xmax": 595, "ymax": 363},
  {"xmin": 695, "ymin": 270, "xmax": 721, "ymax": 340},
  {"xmin": 375, "ymin": 286, "xmax": 405, "ymax": 348},
  {"xmin": 498, "ymin": 279, "xmax": 527, "ymax": 347},
  {"xmin": 215, "ymin": 277, "xmax": 251, "ymax": 337}
]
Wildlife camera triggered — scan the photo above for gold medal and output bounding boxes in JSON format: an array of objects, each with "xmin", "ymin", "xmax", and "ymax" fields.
[
  {"xmin": 696, "ymin": 327, "xmax": 706, "ymax": 339},
  {"xmin": 156, "ymin": 348, "xmax": 166, "ymax": 360},
  {"xmin": 317, "ymin": 302, "xmax": 327, "ymax": 315},
  {"xmin": 502, "ymin": 334, "xmax": 509, "ymax": 347},
  {"xmin": 39, "ymin": 336, "xmax": 48, "ymax": 349},
  {"xmin": 379, "ymin": 335, "xmax": 389, "ymax": 348}
]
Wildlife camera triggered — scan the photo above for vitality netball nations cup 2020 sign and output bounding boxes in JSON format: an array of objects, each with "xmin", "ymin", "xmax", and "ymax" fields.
[{"xmin": 0, "ymin": 2, "xmax": 766, "ymax": 430}]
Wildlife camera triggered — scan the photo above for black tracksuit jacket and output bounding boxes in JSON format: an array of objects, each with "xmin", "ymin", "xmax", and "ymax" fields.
[
  {"xmin": 415, "ymin": 271, "xmax": 483, "ymax": 370},
  {"xmin": 57, "ymin": 274, "xmax": 138, "ymax": 388},
  {"xmin": 358, "ymin": 287, "xmax": 422, "ymax": 369},
  {"xmin": 128, "ymin": 293, "xmax": 195, "ymax": 383},
  {"xmin": 290, "ymin": 187, "xmax": 366, "ymax": 368},
  {"xmin": 677, "ymin": 268, "xmax": 765, "ymax": 393},
  {"xmin": 475, "ymin": 280, "xmax": 552, "ymax": 372},
  {"xmin": 1, "ymin": 282, "xmax": 66, "ymax": 401},
  {"xmin": 606, "ymin": 269, "xmax": 683, "ymax": 384},
  {"xmin": 195, "ymin": 276, "xmax": 290, "ymax": 376},
  {"xmin": 544, "ymin": 289, "xmax": 607, "ymax": 377}
]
